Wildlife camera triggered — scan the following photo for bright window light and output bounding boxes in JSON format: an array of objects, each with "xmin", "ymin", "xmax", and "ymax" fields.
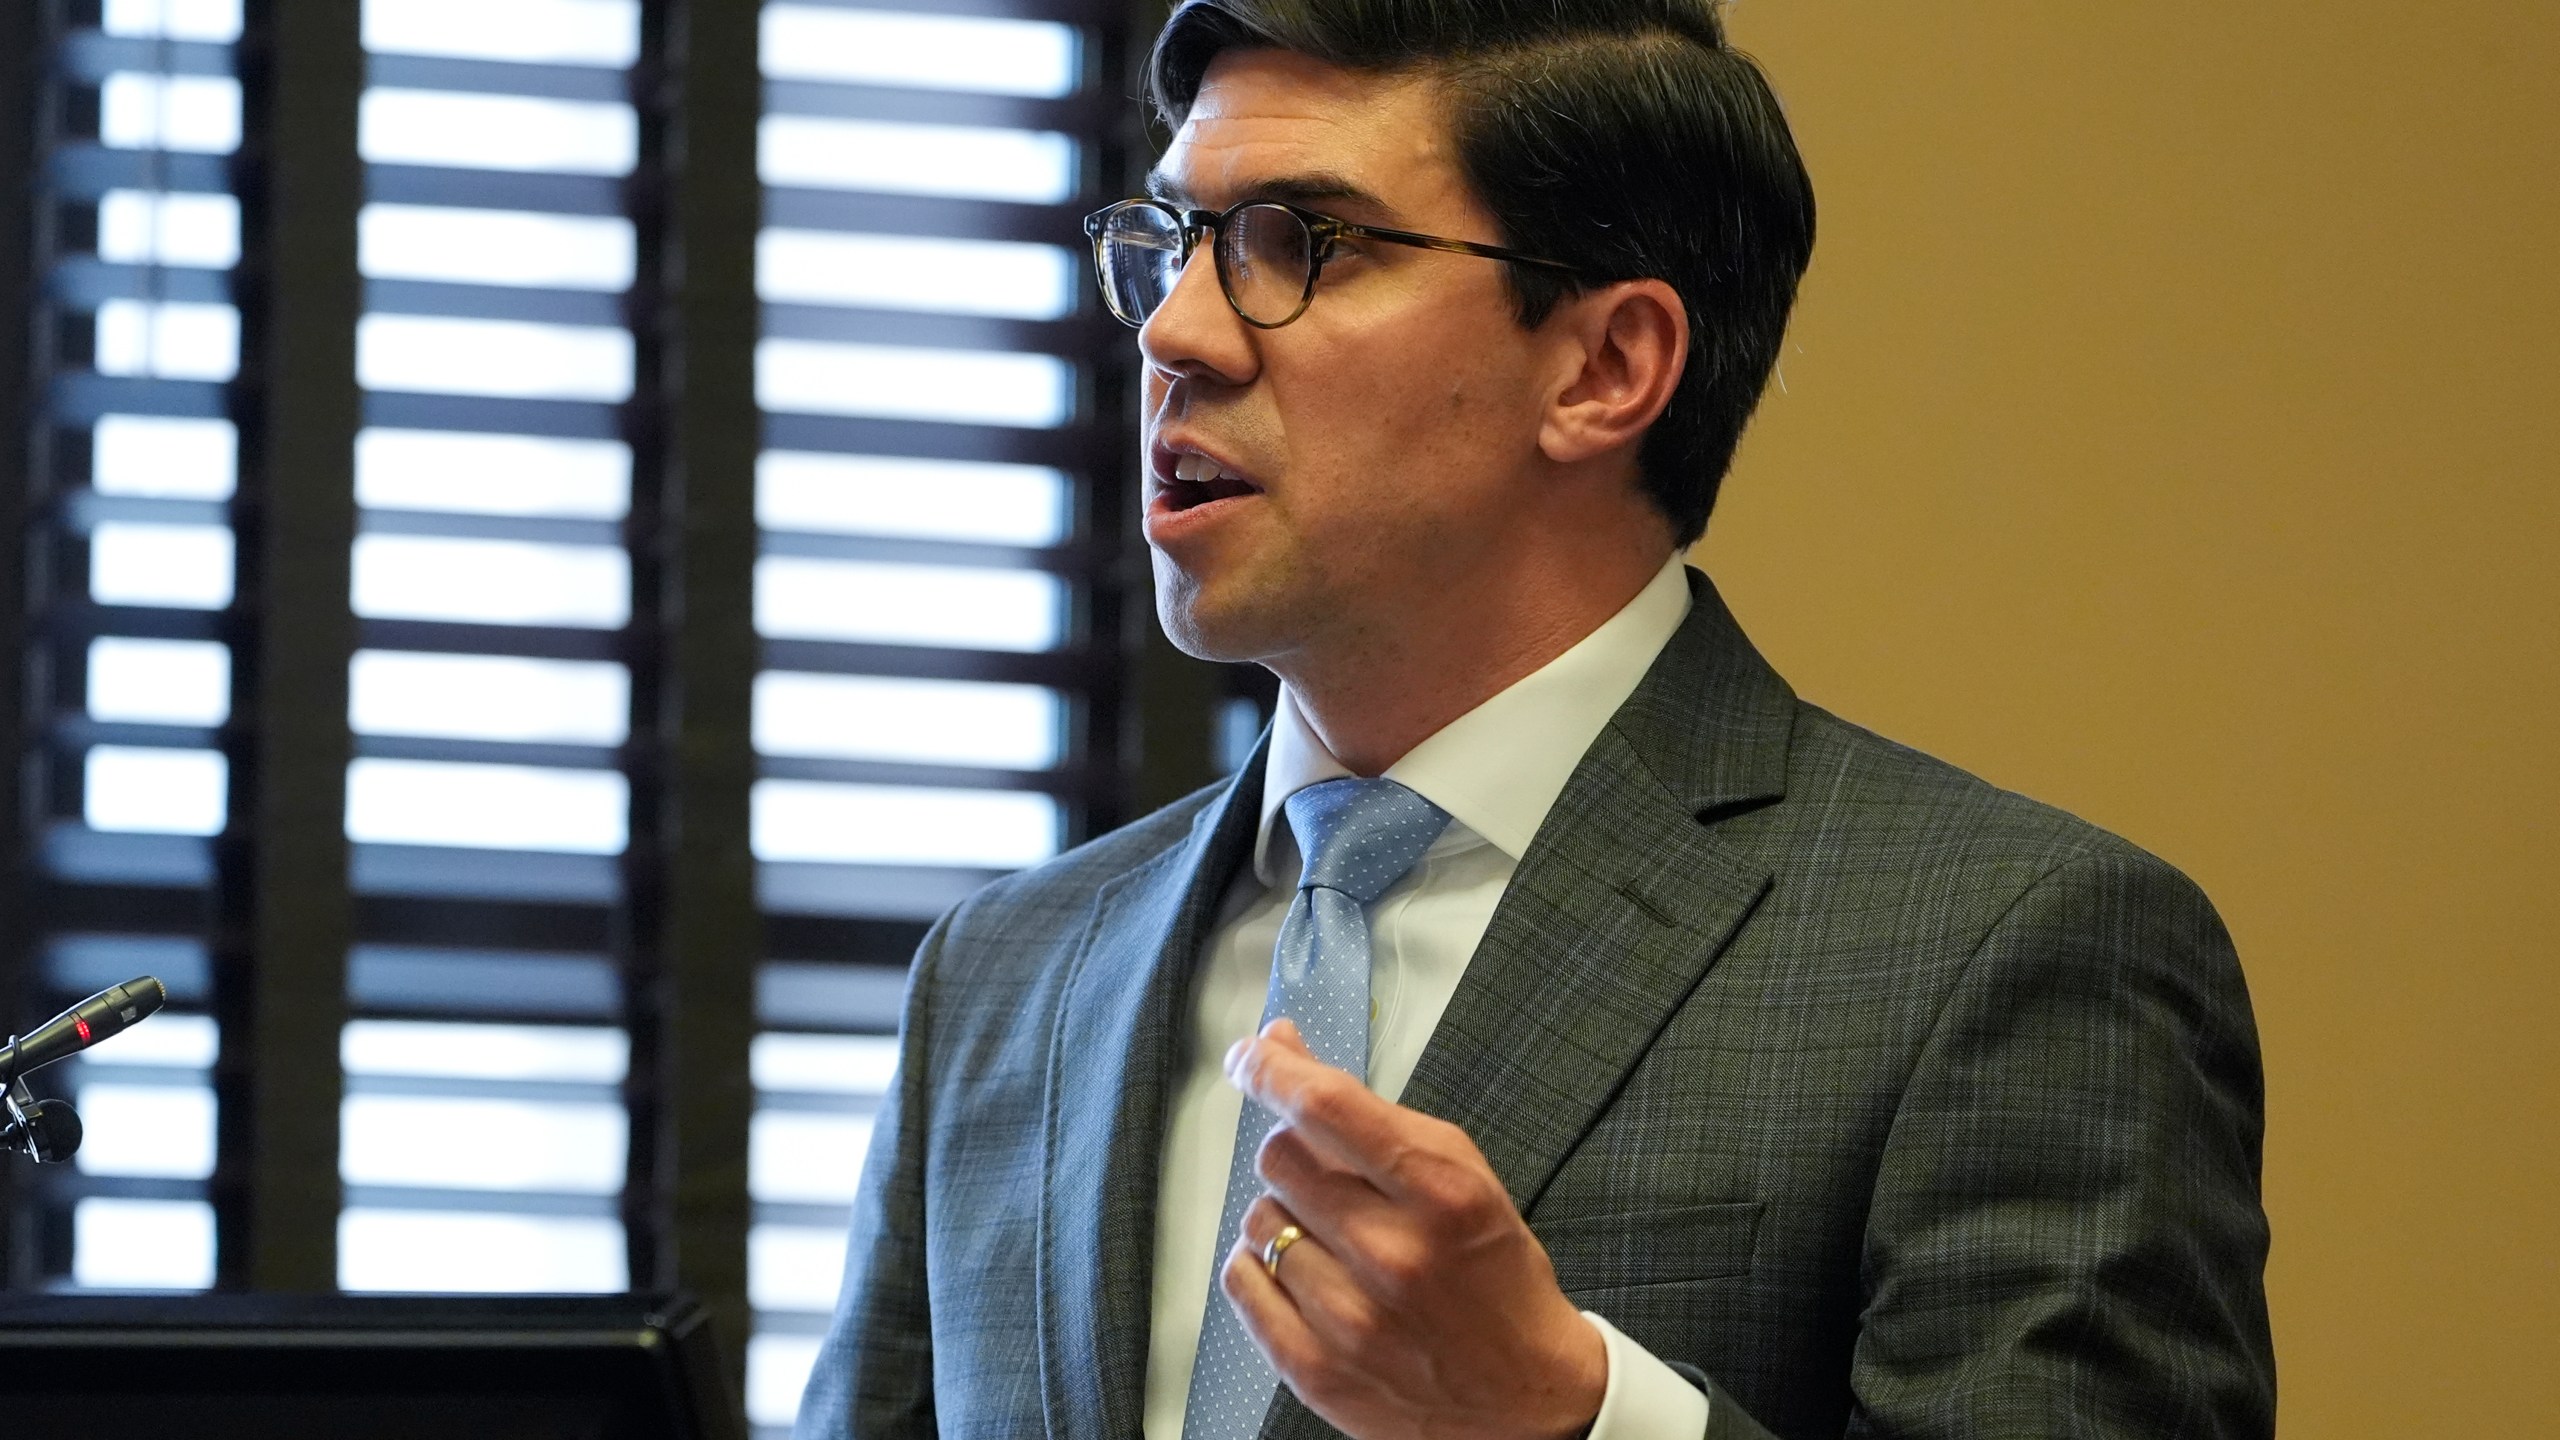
[
  {"xmin": 343, "ymin": 1020, "xmax": 628, "ymax": 1082},
  {"xmin": 356, "ymin": 429, "xmax": 629, "ymax": 518},
  {"xmin": 94, "ymin": 415, "xmax": 236, "ymax": 500},
  {"xmin": 747, "ymin": 1109, "xmax": 872, "ymax": 1204},
  {"xmin": 104, "ymin": 0, "xmax": 244, "ymax": 43},
  {"xmin": 342, "ymin": 1093, "xmax": 626, "ymax": 1191},
  {"xmin": 94, "ymin": 299, "xmax": 239, "ymax": 381},
  {"xmin": 88, "ymin": 637, "xmax": 231, "ymax": 726},
  {"xmin": 759, "ymin": 116, "xmax": 1073, "ymax": 203},
  {"xmin": 72, "ymin": 1083, "xmax": 216, "ymax": 1180},
  {"xmin": 760, "ymin": 6, "xmax": 1077, "ymax": 96},
  {"xmin": 100, "ymin": 73, "xmax": 242, "ymax": 154},
  {"xmin": 363, "ymin": 0, "xmax": 639, "ymax": 67},
  {"xmin": 750, "ymin": 781, "xmax": 1058, "ymax": 868},
  {"xmin": 73, "ymin": 1198, "xmax": 216, "ymax": 1291},
  {"xmin": 345, "ymin": 758, "xmax": 628, "ymax": 853},
  {"xmin": 351, "ymin": 651, "xmax": 629, "ymax": 745},
  {"xmin": 360, "ymin": 89, "xmax": 637, "ymax": 176},
  {"xmin": 340, "ymin": 1209, "xmax": 626, "ymax": 1293},
  {"xmin": 81, "ymin": 1011, "xmax": 220, "ymax": 1067},
  {"xmin": 754, "ymin": 672, "xmax": 1060, "ymax": 770},
  {"xmin": 351, "ymin": 534, "xmax": 630, "ymax": 628},
  {"xmin": 755, "ymin": 558, "xmax": 1062, "ymax": 651},
  {"xmin": 758, "ymin": 230, "xmax": 1075, "ymax": 319},
  {"xmin": 748, "ymin": 1223, "xmax": 849, "ymax": 1313},
  {"xmin": 756, "ymin": 452, "xmax": 1066, "ymax": 546},
  {"xmin": 360, "ymin": 204, "xmax": 635, "ymax": 290},
  {"xmin": 757, "ymin": 339, "xmax": 1069, "ymax": 428},
  {"xmin": 358, "ymin": 314, "xmax": 633, "ymax": 402},
  {"xmin": 746, "ymin": 1333, "xmax": 825, "ymax": 1432},
  {"xmin": 91, "ymin": 522, "xmax": 234, "ymax": 609},
  {"xmin": 84, "ymin": 746, "xmax": 227, "ymax": 835},
  {"xmin": 751, "ymin": 1032, "xmax": 898, "ymax": 1095},
  {"xmin": 97, "ymin": 189, "xmax": 240, "ymax": 269}
]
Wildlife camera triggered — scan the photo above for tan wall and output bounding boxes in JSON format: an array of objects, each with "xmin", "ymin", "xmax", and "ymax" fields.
[{"xmin": 1705, "ymin": 4, "xmax": 2558, "ymax": 1432}]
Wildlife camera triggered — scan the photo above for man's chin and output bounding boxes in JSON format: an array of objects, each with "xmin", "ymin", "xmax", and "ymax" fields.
[
  {"xmin": 1152, "ymin": 568, "xmax": 1285, "ymax": 667},
  {"xmin": 1155, "ymin": 598, "xmax": 1261, "ymax": 666}
]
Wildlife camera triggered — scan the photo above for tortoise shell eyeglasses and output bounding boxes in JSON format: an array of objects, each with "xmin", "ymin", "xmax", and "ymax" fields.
[{"xmin": 1083, "ymin": 197, "xmax": 1584, "ymax": 330}]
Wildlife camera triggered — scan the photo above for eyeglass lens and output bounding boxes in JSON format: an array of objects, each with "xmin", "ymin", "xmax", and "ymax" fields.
[{"xmin": 1095, "ymin": 203, "xmax": 1317, "ymax": 328}]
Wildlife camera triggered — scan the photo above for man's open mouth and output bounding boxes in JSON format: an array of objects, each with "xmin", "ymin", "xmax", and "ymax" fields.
[{"xmin": 1163, "ymin": 452, "xmax": 1261, "ymax": 511}]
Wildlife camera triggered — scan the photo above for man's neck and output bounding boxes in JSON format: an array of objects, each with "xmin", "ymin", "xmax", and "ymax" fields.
[{"xmin": 1272, "ymin": 546, "xmax": 1677, "ymax": 776}]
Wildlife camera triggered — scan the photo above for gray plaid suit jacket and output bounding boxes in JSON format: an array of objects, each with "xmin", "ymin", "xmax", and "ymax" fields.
[{"xmin": 796, "ymin": 569, "xmax": 2275, "ymax": 1440}]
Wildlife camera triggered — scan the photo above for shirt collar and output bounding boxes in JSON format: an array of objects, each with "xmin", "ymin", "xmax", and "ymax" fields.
[{"xmin": 1252, "ymin": 555, "xmax": 1695, "ymax": 885}]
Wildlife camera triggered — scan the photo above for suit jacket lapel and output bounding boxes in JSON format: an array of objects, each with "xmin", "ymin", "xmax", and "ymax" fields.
[
  {"xmin": 1039, "ymin": 758, "xmax": 1265, "ymax": 1440},
  {"xmin": 1398, "ymin": 726, "xmax": 1773, "ymax": 1210},
  {"xmin": 1410, "ymin": 571, "xmax": 1796, "ymax": 1209}
]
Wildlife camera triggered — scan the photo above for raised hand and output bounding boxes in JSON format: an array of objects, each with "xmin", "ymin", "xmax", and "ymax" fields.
[{"xmin": 1218, "ymin": 1019, "xmax": 1608, "ymax": 1440}]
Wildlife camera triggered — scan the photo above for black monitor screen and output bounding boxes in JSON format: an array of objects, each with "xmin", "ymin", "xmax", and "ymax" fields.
[{"xmin": 0, "ymin": 1292, "xmax": 743, "ymax": 1440}]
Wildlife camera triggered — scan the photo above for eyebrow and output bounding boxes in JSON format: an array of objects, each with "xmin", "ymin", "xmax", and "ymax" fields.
[{"xmin": 1140, "ymin": 169, "xmax": 1400, "ymax": 221}]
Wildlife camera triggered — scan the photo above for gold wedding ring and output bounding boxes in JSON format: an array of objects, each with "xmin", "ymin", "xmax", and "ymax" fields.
[{"xmin": 1260, "ymin": 1223, "xmax": 1305, "ymax": 1280}]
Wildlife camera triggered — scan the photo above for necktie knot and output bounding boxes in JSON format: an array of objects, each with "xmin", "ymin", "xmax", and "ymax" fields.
[{"xmin": 1283, "ymin": 778, "xmax": 1451, "ymax": 906}]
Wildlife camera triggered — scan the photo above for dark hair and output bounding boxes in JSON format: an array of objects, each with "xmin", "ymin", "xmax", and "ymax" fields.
[{"xmin": 1146, "ymin": 0, "xmax": 1815, "ymax": 545}]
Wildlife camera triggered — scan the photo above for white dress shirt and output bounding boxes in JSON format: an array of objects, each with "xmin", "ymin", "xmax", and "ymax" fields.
[{"xmin": 1141, "ymin": 555, "xmax": 1711, "ymax": 1440}]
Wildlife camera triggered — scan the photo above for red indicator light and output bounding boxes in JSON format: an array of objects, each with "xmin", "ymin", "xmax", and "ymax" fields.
[{"xmin": 74, "ymin": 1017, "xmax": 92, "ymax": 1044}]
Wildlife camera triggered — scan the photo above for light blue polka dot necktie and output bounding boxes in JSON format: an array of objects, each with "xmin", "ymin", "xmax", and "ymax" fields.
[{"xmin": 1181, "ymin": 777, "xmax": 1452, "ymax": 1440}]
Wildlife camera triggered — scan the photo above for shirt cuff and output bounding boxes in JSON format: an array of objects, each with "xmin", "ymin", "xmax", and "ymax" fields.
[{"xmin": 1579, "ymin": 1311, "xmax": 1709, "ymax": 1440}]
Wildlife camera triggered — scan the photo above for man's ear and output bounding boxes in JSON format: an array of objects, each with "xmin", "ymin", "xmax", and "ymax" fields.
[{"xmin": 1537, "ymin": 279, "xmax": 1688, "ymax": 468}]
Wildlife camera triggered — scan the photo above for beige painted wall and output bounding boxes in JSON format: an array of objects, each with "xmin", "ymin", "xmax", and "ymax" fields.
[{"xmin": 1705, "ymin": 4, "xmax": 2558, "ymax": 1433}]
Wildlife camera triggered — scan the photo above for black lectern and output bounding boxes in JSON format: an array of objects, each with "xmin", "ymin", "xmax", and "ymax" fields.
[{"xmin": 0, "ymin": 1292, "xmax": 744, "ymax": 1440}]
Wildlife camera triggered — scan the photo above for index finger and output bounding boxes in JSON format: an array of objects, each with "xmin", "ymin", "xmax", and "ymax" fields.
[{"xmin": 1226, "ymin": 1019, "xmax": 1431, "ymax": 1195}]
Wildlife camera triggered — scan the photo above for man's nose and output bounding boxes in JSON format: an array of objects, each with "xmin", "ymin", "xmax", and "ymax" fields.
[{"xmin": 1137, "ymin": 239, "xmax": 1258, "ymax": 388}]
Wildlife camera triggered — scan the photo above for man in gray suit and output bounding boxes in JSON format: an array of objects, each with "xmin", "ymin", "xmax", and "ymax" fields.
[{"xmin": 798, "ymin": 2, "xmax": 2274, "ymax": 1437}]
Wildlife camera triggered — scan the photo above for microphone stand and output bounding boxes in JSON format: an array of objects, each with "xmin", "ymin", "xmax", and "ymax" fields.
[{"xmin": 0, "ymin": 1043, "xmax": 84, "ymax": 1166}]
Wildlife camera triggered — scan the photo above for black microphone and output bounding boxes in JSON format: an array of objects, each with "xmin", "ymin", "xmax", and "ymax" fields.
[{"xmin": 0, "ymin": 976, "xmax": 167, "ymax": 1084}]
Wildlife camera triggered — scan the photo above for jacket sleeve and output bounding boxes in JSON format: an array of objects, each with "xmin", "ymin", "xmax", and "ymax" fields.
[
  {"xmin": 793, "ymin": 917, "xmax": 948, "ymax": 1440},
  {"xmin": 1841, "ymin": 845, "xmax": 2277, "ymax": 1438},
  {"xmin": 1660, "ymin": 1362, "xmax": 1782, "ymax": 1440}
]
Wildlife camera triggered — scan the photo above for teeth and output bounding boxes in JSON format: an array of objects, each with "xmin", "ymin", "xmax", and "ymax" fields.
[{"xmin": 1173, "ymin": 453, "xmax": 1234, "ymax": 485}]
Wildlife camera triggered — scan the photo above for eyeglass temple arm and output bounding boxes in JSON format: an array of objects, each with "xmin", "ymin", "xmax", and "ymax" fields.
[{"xmin": 1329, "ymin": 219, "xmax": 1584, "ymax": 273}]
